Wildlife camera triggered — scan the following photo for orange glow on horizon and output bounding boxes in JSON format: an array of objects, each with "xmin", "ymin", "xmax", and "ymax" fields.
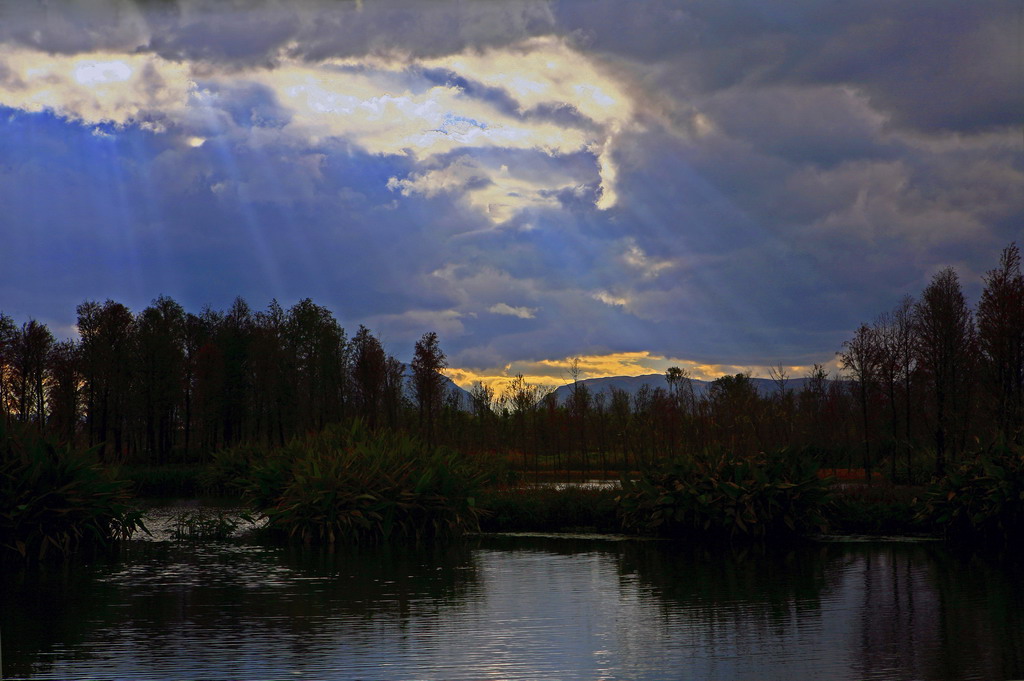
[{"xmin": 445, "ymin": 352, "xmax": 843, "ymax": 393}]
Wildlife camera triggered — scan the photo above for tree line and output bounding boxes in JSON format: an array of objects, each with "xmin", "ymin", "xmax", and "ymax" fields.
[
  {"xmin": 1, "ymin": 242, "xmax": 1021, "ymax": 482},
  {"xmin": 1, "ymin": 297, "xmax": 447, "ymax": 464}
]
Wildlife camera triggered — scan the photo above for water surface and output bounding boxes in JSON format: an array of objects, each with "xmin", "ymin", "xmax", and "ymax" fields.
[{"xmin": 2, "ymin": 532, "xmax": 1022, "ymax": 680}]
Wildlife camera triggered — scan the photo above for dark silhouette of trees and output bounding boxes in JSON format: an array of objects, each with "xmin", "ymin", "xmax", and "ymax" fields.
[
  {"xmin": 48, "ymin": 339, "xmax": 80, "ymax": 443},
  {"xmin": 77, "ymin": 300, "xmax": 134, "ymax": 460},
  {"xmin": 913, "ymin": 268, "xmax": 976, "ymax": 474},
  {"xmin": 707, "ymin": 374, "xmax": 761, "ymax": 455},
  {"xmin": 566, "ymin": 357, "xmax": 591, "ymax": 472},
  {"xmin": 874, "ymin": 296, "xmax": 917, "ymax": 479},
  {"xmin": 977, "ymin": 243, "xmax": 1024, "ymax": 442},
  {"xmin": 285, "ymin": 298, "xmax": 348, "ymax": 433},
  {"xmin": 351, "ymin": 325, "xmax": 388, "ymax": 429},
  {"xmin": 135, "ymin": 296, "xmax": 186, "ymax": 463},
  {"xmin": 2, "ymin": 241, "xmax": 1022, "ymax": 480},
  {"xmin": 411, "ymin": 331, "xmax": 446, "ymax": 446},
  {"xmin": 840, "ymin": 323, "xmax": 880, "ymax": 479},
  {"xmin": 249, "ymin": 300, "xmax": 290, "ymax": 446},
  {"xmin": 11, "ymin": 320, "xmax": 54, "ymax": 428},
  {"xmin": 0, "ymin": 312, "xmax": 19, "ymax": 427}
]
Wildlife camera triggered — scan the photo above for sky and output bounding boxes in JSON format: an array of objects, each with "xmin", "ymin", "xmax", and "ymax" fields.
[{"xmin": 1, "ymin": 1, "xmax": 1022, "ymax": 391}]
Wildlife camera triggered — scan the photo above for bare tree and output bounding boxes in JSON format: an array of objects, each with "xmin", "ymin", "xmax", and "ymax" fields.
[
  {"xmin": 976, "ymin": 243, "xmax": 1024, "ymax": 441},
  {"xmin": 0, "ymin": 312, "xmax": 16, "ymax": 425},
  {"xmin": 48, "ymin": 339, "xmax": 81, "ymax": 444},
  {"xmin": 11, "ymin": 320, "xmax": 54, "ymax": 428},
  {"xmin": 566, "ymin": 357, "xmax": 591, "ymax": 474},
  {"xmin": 914, "ymin": 268, "xmax": 976, "ymax": 474},
  {"xmin": 874, "ymin": 296, "xmax": 917, "ymax": 480},
  {"xmin": 840, "ymin": 323, "xmax": 880, "ymax": 479}
]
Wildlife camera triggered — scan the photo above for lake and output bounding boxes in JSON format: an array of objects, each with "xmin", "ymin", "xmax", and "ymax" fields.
[{"xmin": 2, "ymin": 525, "xmax": 1023, "ymax": 680}]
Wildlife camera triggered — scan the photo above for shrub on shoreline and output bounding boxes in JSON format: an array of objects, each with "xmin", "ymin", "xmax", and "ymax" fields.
[
  {"xmin": 214, "ymin": 422, "xmax": 488, "ymax": 544},
  {"xmin": 478, "ymin": 485, "xmax": 619, "ymax": 533},
  {"xmin": 915, "ymin": 445, "xmax": 1024, "ymax": 544},
  {"xmin": 0, "ymin": 422, "xmax": 145, "ymax": 560},
  {"xmin": 616, "ymin": 449, "xmax": 832, "ymax": 540}
]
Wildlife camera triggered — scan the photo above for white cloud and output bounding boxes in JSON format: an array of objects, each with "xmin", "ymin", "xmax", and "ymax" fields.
[
  {"xmin": 388, "ymin": 154, "xmax": 586, "ymax": 223},
  {"xmin": 488, "ymin": 303, "xmax": 537, "ymax": 319},
  {"xmin": 592, "ymin": 290, "xmax": 630, "ymax": 307},
  {"xmin": 622, "ymin": 238, "xmax": 673, "ymax": 278},
  {"xmin": 0, "ymin": 48, "xmax": 193, "ymax": 130},
  {"xmin": 0, "ymin": 34, "xmax": 637, "ymax": 222}
]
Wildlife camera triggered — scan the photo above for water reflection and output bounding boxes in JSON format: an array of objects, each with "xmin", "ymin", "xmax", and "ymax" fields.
[{"xmin": 2, "ymin": 536, "xmax": 1023, "ymax": 680}]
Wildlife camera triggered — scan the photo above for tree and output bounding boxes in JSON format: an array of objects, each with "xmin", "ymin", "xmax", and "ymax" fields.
[
  {"xmin": 351, "ymin": 325, "xmax": 388, "ymax": 429},
  {"xmin": 707, "ymin": 373, "xmax": 760, "ymax": 455},
  {"xmin": 666, "ymin": 365, "xmax": 697, "ymax": 452},
  {"xmin": 218, "ymin": 297, "xmax": 254, "ymax": 447},
  {"xmin": 874, "ymin": 296, "xmax": 917, "ymax": 480},
  {"xmin": 250, "ymin": 300, "xmax": 291, "ymax": 445},
  {"xmin": 411, "ymin": 332, "xmax": 447, "ymax": 446},
  {"xmin": 914, "ymin": 267, "xmax": 976, "ymax": 474},
  {"xmin": 134, "ymin": 296, "xmax": 186, "ymax": 463},
  {"xmin": 182, "ymin": 307, "xmax": 221, "ymax": 457},
  {"xmin": 77, "ymin": 300, "xmax": 135, "ymax": 460},
  {"xmin": 976, "ymin": 243, "xmax": 1024, "ymax": 441},
  {"xmin": 11, "ymin": 320, "xmax": 54, "ymax": 428},
  {"xmin": 501, "ymin": 373, "xmax": 546, "ymax": 472},
  {"xmin": 0, "ymin": 312, "xmax": 16, "ymax": 424},
  {"xmin": 285, "ymin": 298, "xmax": 348, "ymax": 432},
  {"xmin": 566, "ymin": 357, "xmax": 591, "ymax": 471},
  {"xmin": 840, "ymin": 323, "xmax": 880, "ymax": 479},
  {"xmin": 383, "ymin": 354, "xmax": 407, "ymax": 430},
  {"xmin": 48, "ymin": 339, "xmax": 81, "ymax": 444}
]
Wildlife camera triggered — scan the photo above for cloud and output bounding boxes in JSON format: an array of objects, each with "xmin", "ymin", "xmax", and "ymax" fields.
[
  {"xmin": 592, "ymin": 291, "xmax": 629, "ymax": 308},
  {"xmin": 488, "ymin": 303, "xmax": 537, "ymax": 319},
  {"xmin": 1, "ymin": 1, "xmax": 1021, "ymax": 388},
  {"xmin": 0, "ymin": 31, "xmax": 635, "ymax": 226},
  {"xmin": 0, "ymin": 47, "xmax": 192, "ymax": 129}
]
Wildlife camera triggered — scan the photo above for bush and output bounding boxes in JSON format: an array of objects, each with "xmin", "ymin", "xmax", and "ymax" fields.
[
  {"xmin": 219, "ymin": 421, "xmax": 488, "ymax": 544},
  {"xmin": 915, "ymin": 446, "xmax": 1024, "ymax": 544},
  {"xmin": 477, "ymin": 486, "xmax": 620, "ymax": 533},
  {"xmin": 0, "ymin": 422, "xmax": 145, "ymax": 560},
  {"xmin": 202, "ymin": 442, "xmax": 273, "ymax": 497},
  {"xmin": 828, "ymin": 483, "xmax": 924, "ymax": 535},
  {"xmin": 616, "ymin": 449, "xmax": 832, "ymax": 540}
]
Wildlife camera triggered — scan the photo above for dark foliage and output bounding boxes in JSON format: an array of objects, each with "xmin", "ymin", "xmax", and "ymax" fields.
[
  {"xmin": 617, "ymin": 449, "xmax": 832, "ymax": 540},
  {"xmin": 0, "ymin": 422, "xmax": 144, "ymax": 560}
]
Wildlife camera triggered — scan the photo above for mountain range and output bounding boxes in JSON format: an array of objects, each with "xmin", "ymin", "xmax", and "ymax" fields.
[{"xmin": 441, "ymin": 374, "xmax": 831, "ymax": 409}]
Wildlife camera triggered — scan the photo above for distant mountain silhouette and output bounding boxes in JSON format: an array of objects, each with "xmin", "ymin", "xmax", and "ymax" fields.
[
  {"xmin": 550, "ymin": 374, "xmax": 829, "ymax": 405},
  {"xmin": 439, "ymin": 373, "xmax": 838, "ymax": 410}
]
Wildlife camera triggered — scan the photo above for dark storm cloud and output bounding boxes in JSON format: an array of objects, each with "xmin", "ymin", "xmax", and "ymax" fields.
[{"xmin": 555, "ymin": 0, "xmax": 1021, "ymax": 135}]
